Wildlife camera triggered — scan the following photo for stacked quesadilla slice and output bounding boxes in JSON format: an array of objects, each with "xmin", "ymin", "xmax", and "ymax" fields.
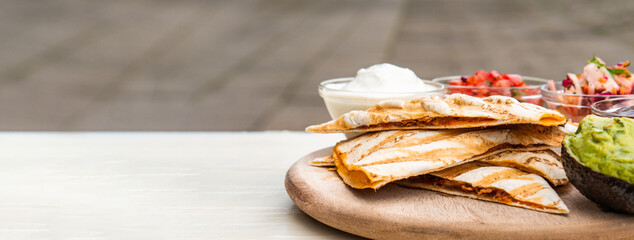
[
  {"xmin": 311, "ymin": 147, "xmax": 567, "ymax": 187},
  {"xmin": 331, "ymin": 125, "xmax": 568, "ymax": 189},
  {"xmin": 398, "ymin": 162, "xmax": 569, "ymax": 214},
  {"xmin": 306, "ymin": 94, "xmax": 566, "ymax": 133},
  {"xmin": 307, "ymin": 94, "xmax": 571, "ymax": 214}
]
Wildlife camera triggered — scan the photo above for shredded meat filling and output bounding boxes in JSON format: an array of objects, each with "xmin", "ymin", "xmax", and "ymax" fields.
[{"xmin": 356, "ymin": 117, "xmax": 497, "ymax": 130}]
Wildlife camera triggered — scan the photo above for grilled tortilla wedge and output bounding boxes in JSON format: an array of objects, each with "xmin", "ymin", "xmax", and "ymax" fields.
[
  {"xmin": 479, "ymin": 149, "xmax": 567, "ymax": 186},
  {"xmin": 312, "ymin": 149, "xmax": 568, "ymax": 186},
  {"xmin": 306, "ymin": 94, "xmax": 566, "ymax": 133},
  {"xmin": 333, "ymin": 125, "xmax": 569, "ymax": 189},
  {"xmin": 398, "ymin": 162, "xmax": 569, "ymax": 214}
]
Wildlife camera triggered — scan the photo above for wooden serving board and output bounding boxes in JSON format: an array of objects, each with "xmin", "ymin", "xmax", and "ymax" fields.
[{"xmin": 285, "ymin": 147, "xmax": 634, "ymax": 240}]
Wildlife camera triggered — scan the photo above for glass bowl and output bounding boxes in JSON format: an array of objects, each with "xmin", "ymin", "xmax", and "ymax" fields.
[
  {"xmin": 318, "ymin": 78, "xmax": 445, "ymax": 120},
  {"xmin": 591, "ymin": 97, "xmax": 634, "ymax": 119},
  {"xmin": 540, "ymin": 83, "xmax": 617, "ymax": 123},
  {"xmin": 431, "ymin": 76, "xmax": 547, "ymax": 105}
]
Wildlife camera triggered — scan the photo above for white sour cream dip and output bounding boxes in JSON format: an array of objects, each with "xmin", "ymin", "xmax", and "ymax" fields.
[
  {"xmin": 319, "ymin": 63, "xmax": 444, "ymax": 137},
  {"xmin": 342, "ymin": 63, "xmax": 437, "ymax": 92}
]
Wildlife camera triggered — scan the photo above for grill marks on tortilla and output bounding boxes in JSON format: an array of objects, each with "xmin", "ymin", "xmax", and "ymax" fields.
[
  {"xmin": 368, "ymin": 131, "xmax": 418, "ymax": 152},
  {"xmin": 339, "ymin": 130, "xmax": 463, "ymax": 167},
  {"xmin": 332, "ymin": 126, "xmax": 563, "ymax": 189},
  {"xmin": 346, "ymin": 130, "xmax": 495, "ymax": 167},
  {"xmin": 445, "ymin": 164, "xmax": 560, "ymax": 208},
  {"xmin": 405, "ymin": 162, "xmax": 569, "ymax": 214},
  {"xmin": 305, "ymin": 94, "xmax": 567, "ymax": 133},
  {"xmin": 388, "ymin": 130, "xmax": 463, "ymax": 149},
  {"xmin": 477, "ymin": 149, "xmax": 568, "ymax": 186},
  {"xmin": 428, "ymin": 161, "xmax": 486, "ymax": 179},
  {"xmin": 473, "ymin": 169, "xmax": 531, "ymax": 186},
  {"xmin": 509, "ymin": 182, "xmax": 547, "ymax": 200},
  {"xmin": 505, "ymin": 125, "xmax": 567, "ymax": 147},
  {"xmin": 433, "ymin": 163, "xmax": 532, "ymax": 186}
]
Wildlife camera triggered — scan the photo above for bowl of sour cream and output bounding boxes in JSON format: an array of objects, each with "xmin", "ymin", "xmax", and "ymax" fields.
[{"xmin": 319, "ymin": 63, "xmax": 445, "ymax": 121}]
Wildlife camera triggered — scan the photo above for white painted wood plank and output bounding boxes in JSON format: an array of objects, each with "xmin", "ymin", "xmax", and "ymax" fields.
[{"xmin": 0, "ymin": 132, "xmax": 352, "ymax": 239}]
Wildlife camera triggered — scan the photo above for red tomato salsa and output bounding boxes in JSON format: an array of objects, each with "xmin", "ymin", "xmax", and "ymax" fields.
[{"xmin": 447, "ymin": 70, "xmax": 541, "ymax": 104}]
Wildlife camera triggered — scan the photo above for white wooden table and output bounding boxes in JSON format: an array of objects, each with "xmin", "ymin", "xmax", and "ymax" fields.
[{"xmin": 0, "ymin": 132, "xmax": 366, "ymax": 239}]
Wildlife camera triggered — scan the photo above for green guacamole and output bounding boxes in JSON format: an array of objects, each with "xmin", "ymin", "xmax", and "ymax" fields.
[{"xmin": 564, "ymin": 115, "xmax": 634, "ymax": 184}]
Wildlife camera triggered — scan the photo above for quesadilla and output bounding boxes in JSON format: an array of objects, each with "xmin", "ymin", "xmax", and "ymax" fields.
[
  {"xmin": 398, "ymin": 162, "xmax": 569, "ymax": 214},
  {"xmin": 479, "ymin": 150, "xmax": 568, "ymax": 186},
  {"xmin": 333, "ymin": 125, "xmax": 568, "ymax": 189},
  {"xmin": 311, "ymin": 149, "xmax": 568, "ymax": 186},
  {"xmin": 306, "ymin": 94, "xmax": 566, "ymax": 133}
]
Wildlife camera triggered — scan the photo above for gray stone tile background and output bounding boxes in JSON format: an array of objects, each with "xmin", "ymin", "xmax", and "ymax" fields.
[{"xmin": 0, "ymin": 0, "xmax": 632, "ymax": 130}]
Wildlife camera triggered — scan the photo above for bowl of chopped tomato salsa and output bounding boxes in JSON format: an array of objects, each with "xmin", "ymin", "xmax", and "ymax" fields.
[{"xmin": 432, "ymin": 70, "xmax": 548, "ymax": 105}]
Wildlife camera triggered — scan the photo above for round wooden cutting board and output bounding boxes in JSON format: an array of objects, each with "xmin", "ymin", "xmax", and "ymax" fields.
[{"xmin": 285, "ymin": 147, "xmax": 634, "ymax": 240}]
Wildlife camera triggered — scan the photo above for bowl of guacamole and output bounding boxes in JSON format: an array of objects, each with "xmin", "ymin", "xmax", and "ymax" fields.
[{"xmin": 562, "ymin": 115, "xmax": 634, "ymax": 214}]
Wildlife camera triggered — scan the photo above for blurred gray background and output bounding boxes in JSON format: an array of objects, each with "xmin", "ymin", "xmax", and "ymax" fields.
[{"xmin": 1, "ymin": 0, "xmax": 633, "ymax": 131}]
